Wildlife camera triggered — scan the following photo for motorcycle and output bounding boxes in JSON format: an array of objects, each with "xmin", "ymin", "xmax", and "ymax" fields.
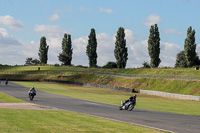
[
  {"xmin": 29, "ymin": 92, "xmax": 36, "ymax": 101},
  {"xmin": 119, "ymin": 100, "xmax": 136, "ymax": 111}
]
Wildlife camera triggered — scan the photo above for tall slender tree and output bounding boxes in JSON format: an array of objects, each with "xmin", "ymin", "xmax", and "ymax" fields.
[
  {"xmin": 86, "ymin": 28, "xmax": 98, "ymax": 67},
  {"xmin": 114, "ymin": 27, "xmax": 128, "ymax": 68},
  {"xmin": 58, "ymin": 33, "xmax": 73, "ymax": 65},
  {"xmin": 184, "ymin": 26, "xmax": 196, "ymax": 67},
  {"xmin": 148, "ymin": 24, "xmax": 161, "ymax": 68},
  {"xmin": 38, "ymin": 36, "xmax": 49, "ymax": 64}
]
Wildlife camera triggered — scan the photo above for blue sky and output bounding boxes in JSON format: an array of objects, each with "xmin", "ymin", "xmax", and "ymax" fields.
[{"xmin": 0, "ymin": 0, "xmax": 200, "ymax": 67}]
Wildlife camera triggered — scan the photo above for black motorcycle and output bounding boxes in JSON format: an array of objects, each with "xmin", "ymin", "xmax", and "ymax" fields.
[
  {"xmin": 119, "ymin": 100, "xmax": 136, "ymax": 111},
  {"xmin": 29, "ymin": 92, "xmax": 36, "ymax": 101}
]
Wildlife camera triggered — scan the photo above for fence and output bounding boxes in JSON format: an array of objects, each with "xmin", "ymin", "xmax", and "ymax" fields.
[{"xmin": 140, "ymin": 90, "xmax": 200, "ymax": 101}]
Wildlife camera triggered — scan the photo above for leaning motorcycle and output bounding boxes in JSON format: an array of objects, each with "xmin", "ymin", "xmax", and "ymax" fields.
[{"xmin": 119, "ymin": 100, "xmax": 136, "ymax": 111}]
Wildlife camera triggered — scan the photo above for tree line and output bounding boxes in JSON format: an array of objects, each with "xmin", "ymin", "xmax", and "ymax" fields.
[{"xmin": 25, "ymin": 25, "xmax": 199, "ymax": 68}]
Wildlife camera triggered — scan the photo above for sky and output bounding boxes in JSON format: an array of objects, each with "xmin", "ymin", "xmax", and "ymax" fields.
[{"xmin": 0, "ymin": 0, "xmax": 200, "ymax": 68}]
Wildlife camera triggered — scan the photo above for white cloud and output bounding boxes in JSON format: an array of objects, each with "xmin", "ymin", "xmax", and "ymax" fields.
[
  {"xmin": 49, "ymin": 14, "xmax": 60, "ymax": 21},
  {"xmin": 163, "ymin": 29, "xmax": 183, "ymax": 35},
  {"xmin": 72, "ymin": 36, "xmax": 88, "ymax": 66},
  {"xmin": 0, "ymin": 27, "xmax": 21, "ymax": 46},
  {"xmin": 160, "ymin": 42, "xmax": 181, "ymax": 67},
  {"xmin": 33, "ymin": 24, "xmax": 67, "ymax": 64},
  {"xmin": 0, "ymin": 15, "xmax": 24, "ymax": 31},
  {"xmin": 30, "ymin": 40, "xmax": 35, "ymax": 44},
  {"xmin": 34, "ymin": 24, "xmax": 65, "ymax": 48},
  {"xmin": 196, "ymin": 44, "xmax": 200, "ymax": 55},
  {"xmin": 0, "ymin": 39, "xmax": 38, "ymax": 65},
  {"xmin": 0, "ymin": 26, "xmax": 181, "ymax": 67},
  {"xmin": 72, "ymin": 29, "xmax": 181, "ymax": 68},
  {"xmin": 145, "ymin": 14, "xmax": 162, "ymax": 26},
  {"xmin": 99, "ymin": 8, "xmax": 114, "ymax": 14}
]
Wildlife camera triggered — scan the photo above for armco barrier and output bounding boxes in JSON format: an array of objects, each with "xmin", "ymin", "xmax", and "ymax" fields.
[
  {"xmin": 44, "ymin": 79, "xmax": 136, "ymax": 93},
  {"xmin": 140, "ymin": 90, "xmax": 200, "ymax": 101}
]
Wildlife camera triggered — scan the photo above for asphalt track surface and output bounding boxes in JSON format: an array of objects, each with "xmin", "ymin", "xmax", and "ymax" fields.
[{"xmin": 1, "ymin": 82, "xmax": 200, "ymax": 133}]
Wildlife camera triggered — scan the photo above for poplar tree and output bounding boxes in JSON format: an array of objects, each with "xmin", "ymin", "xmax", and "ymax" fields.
[
  {"xmin": 38, "ymin": 36, "xmax": 49, "ymax": 64},
  {"xmin": 184, "ymin": 26, "xmax": 196, "ymax": 67},
  {"xmin": 114, "ymin": 27, "xmax": 128, "ymax": 68},
  {"xmin": 86, "ymin": 28, "xmax": 98, "ymax": 67},
  {"xmin": 58, "ymin": 33, "xmax": 73, "ymax": 65},
  {"xmin": 148, "ymin": 24, "xmax": 161, "ymax": 68}
]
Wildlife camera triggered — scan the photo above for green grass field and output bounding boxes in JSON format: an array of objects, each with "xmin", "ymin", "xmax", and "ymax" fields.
[
  {"xmin": 15, "ymin": 81, "xmax": 200, "ymax": 116},
  {"xmin": 0, "ymin": 109, "xmax": 165, "ymax": 133}
]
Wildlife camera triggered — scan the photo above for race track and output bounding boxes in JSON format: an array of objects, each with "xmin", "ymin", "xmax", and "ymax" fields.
[{"xmin": 1, "ymin": 82, "xmax": 200, "ymax": 133}]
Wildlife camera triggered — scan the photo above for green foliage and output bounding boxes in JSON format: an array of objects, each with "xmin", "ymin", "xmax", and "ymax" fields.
[
  {"xmin": 38, "ymin": 36, "xmax": 49, "ymax": 64},
  {"xmin": 102, "ymin": 62, "xmax": 117, "ymax": 68},
  {"xmin": 25, "ymin": 58, "xmax": 40, "ymax": 66},
  {"xmin": 175, "ymin": 50, "xmax": 200, "ymax": 68},
  {"xmin": 184, "ymin": 26, "xmax": 196, "ymax": 67},
  {"xmin": 148, "ymin": 24, "xmax": 161, "ymax": 68},
  {"xmin": 58, "ymin": 33, "xmax": 73, "ymax": 65},
  {"xmin": 142, "ymin": 61, "xmax": 151, "ymax": 68},
  {"xmin": 114, "ymin": 27, "xmax": 128, "ymax": 68},
  {"xmin": 175, "ymin": 50, "xmax": 187, "ymax": 68},
  {"xmin": 86, "ymin": 28, "xmax": 98, "ymax": 67}
]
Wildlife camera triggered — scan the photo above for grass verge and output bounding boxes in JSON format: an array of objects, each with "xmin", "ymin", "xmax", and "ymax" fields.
[
  {"xmin": 0, "ymin": 92, "xmax": 26, "ymax": 103},
  {"xmin": 14, "ymin": 81, "xmax": 200, "ymax": 116},
  {"xmin": 0, "ymin": 109, "xmax": 164, "ymax": 133}
]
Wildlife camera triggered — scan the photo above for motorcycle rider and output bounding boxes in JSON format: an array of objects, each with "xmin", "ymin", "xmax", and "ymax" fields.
[
  {"xmin": 5, "ymin": 79, "xmax": 8, "ymax": 86},
  {"xmin": 124, "ymin": 94, "xmax": 137, "ymax": 104},
  {"xmin": 29, "ymin": 86, "xmax": 36, "ymax": 96}
]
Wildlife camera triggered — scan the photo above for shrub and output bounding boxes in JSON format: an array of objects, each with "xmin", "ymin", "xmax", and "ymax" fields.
[
  {"xmin": 102, "ymin": 62, "xmax": 117, "ymax": 68},
  {"xmin": 142, "ymin": 61, "xmax": 151, "ymax": 68}
]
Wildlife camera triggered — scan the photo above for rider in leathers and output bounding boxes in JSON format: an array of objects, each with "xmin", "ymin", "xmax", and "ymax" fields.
[{"xmin": 29, "ymin": 86, "xmax": 36, "ymax": 96}]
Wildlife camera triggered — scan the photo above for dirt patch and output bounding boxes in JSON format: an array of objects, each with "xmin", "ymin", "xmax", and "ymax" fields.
[{"xmin": 0, "ymin": 103, "xmax": 61, "ymax": 110}]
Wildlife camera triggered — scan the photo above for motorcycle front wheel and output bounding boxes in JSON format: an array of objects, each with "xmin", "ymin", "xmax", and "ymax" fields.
[
  {"xmin": 119, "ymin": 106, "xmax": 123, "ymax": 110},
  {"xmin": 29, "ymin": 94, "xmax": 34, "ymax": 101}
]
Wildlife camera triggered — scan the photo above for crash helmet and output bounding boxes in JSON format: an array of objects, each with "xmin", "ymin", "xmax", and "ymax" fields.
[{"xmin": 133, "ymin": 94, "xmax": 137, "ymax": 99}]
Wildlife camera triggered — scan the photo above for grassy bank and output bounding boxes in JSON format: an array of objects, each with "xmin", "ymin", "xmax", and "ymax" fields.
[
  {"xmin": 1, "ymin": 65, "xmax": 200, "ymax": 95},
  {"xmin": 0, "ymin": 109, "xmax": 164, "ymax": 133},
  {"xmin": 58, "ymin": 73, "xmax": 200, "ymax": 96},
  {"xmin": 1, "ymin": 65, "xmax": 200, "ymax": 76},
  {"xmin": 15, "ymin": 81, "xmax": 200, "ymax": 116}
]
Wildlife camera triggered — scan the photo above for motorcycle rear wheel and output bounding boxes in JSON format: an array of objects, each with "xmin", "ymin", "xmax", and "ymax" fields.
[{"xmin": 128, "ymin": 104, "xmax": 134, "ymax": 111}]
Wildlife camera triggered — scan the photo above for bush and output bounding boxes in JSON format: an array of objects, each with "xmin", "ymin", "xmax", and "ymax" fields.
[
  {"xmin": 76, "ymin": 65, "xmax": 88, "ymax": 68},
  {"xmin": 54, "ymin": 63, "xmax": 60, "ymax": 67},
  {"xmin": 142, "ymin": 61, "xmax": 151, "ymax": 68},
  {"xmin": 102, "ymin": 62, "xmax": 117, "ymax": 68}
]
